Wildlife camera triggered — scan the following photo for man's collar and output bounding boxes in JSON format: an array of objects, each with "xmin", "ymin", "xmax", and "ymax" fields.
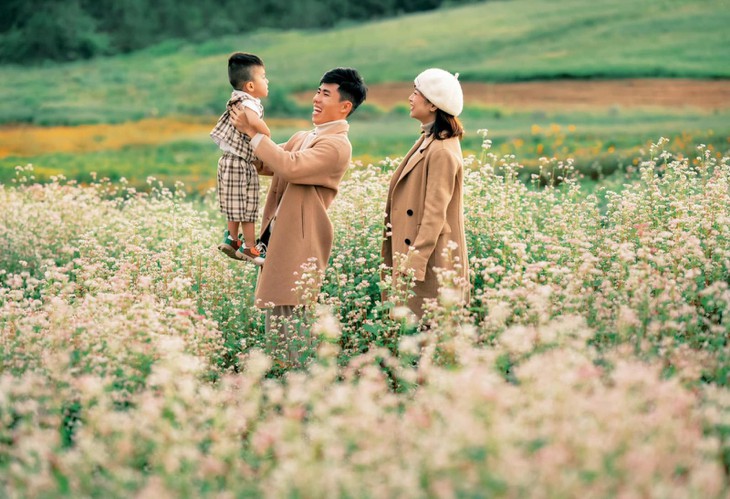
[
  {"xmin": 311, "ymin": 119, "xmax": 349, "ymax": 136},
  {"xmin": 313, "ymin": 119, "xmax": 348, "ymax": 132}
]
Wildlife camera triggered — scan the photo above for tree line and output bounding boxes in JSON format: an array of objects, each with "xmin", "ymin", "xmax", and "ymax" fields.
[{"xmin": 0, "ymin": 0, "xmax": 482, "ymax": 64}]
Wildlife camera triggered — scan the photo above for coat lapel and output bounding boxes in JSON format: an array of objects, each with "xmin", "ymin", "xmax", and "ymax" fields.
[
  {"xmin": 388, "ymin": 134, "xmax": 425, "ymax": 194},
  {"xmin": 397, "ymin": 134, "xmax": 435, "ymax": 184}
]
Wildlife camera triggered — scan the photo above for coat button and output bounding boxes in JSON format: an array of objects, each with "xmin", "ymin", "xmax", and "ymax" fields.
[
  {"xmin": 405, "ymin": 238, "xmax": 411, "ymax": 245},
  {"xmin": 407, "ymin": 209, "xmax": 413, "ymax": 216}
]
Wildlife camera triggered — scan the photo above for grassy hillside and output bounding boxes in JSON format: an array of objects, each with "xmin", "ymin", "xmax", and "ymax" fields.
[
  {"xmin": 0, "ymin": 0, "xmax": 728, "ymax": 125},
  {"xmin": 1, "ymin": 0, "xmax": 728, "ymax": 191},
  {"xmin": 3, "ymin": 105, "xmax": 727, "ymax": 192}
]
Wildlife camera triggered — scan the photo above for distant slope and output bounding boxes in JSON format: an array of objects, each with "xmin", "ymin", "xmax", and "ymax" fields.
[{"xmin": 0, "ymin": 0, "xmax": 728, "ymax": 125}]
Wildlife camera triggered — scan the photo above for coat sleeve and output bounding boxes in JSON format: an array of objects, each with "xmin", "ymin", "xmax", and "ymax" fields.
[
  {"xmin": 254, "ymin": 134, "xmax": 349, "ymax": 188},
  {"xmin": 407, "ymin": 148, "xmax": 460, "ymax": 281},
  {"xmin": 256, "ymin": 133, "xmax": 306, "ymax": 177}
]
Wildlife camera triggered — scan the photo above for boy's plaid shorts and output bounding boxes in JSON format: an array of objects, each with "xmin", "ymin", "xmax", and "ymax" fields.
[{"xmin": 217, "ymin": 153, "xmax": 259, "ymax": 222}]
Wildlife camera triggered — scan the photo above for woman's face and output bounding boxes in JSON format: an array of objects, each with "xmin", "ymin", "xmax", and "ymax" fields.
[{"xmin": 409, "ymin": 87, "xmax": 437, "ymax": 124}]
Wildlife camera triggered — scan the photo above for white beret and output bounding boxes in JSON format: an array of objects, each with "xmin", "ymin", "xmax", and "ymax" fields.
[{"xmin": 414, "ymin": 68, "xmax": 463, "ymax": 117}]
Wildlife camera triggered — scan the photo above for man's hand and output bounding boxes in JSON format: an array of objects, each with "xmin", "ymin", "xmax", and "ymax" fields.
[{"xmin": 229, "ymin": 106, "xmax": 255, "ymax": 137}]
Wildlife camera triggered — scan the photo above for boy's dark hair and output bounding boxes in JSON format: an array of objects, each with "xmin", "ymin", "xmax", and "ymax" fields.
[
  {"xmin": 431, "ymin": 109, "xmax": 464, "ymax": 141},
  {"xmin": 228, "ymin": 52, "xmax": 264, "ymax": 90},
  {"xmin": 320, "ymin": 67, "xmax": 367, "ymax": 116}
]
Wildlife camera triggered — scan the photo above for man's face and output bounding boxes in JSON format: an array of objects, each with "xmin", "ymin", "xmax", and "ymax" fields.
[{"xmin": 312, "ymin": 83, "xmax": 351, "ymax": 125}]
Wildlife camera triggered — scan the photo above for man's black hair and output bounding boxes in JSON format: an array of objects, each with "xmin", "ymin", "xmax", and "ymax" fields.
[
  {"xmin": 320, "ymin": 67, "xmax": 367, "ymax": 115},
  {"xmin": 228, "ymin": 52, "xmax": 264, "ymax": 90}
]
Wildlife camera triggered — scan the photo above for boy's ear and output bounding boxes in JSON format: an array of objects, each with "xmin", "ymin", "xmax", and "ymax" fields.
[{"xmin": 244, "ymin": 80, "xmax": 255, "ymax": 93}]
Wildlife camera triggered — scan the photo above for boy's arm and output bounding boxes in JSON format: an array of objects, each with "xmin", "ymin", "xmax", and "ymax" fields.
[{"xmin": 243, "ymin": 107, "xmax": 271, "ymax": 137}]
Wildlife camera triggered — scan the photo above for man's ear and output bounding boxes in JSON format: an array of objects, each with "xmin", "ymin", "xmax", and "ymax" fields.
[{"xmin": 341, "ymin": 100, "xmax": 353, "ymax": 115}]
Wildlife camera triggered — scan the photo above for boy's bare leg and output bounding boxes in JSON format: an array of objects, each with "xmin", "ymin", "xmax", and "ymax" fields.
[
  {"xmin": 241, "ymin": 221, "xmax": 256, "ymax": 248},
  {"xmin": 227, "ymin": 221, "xmax": 241, "ymax": 241},
  {"xmin": 236, "ymin": 221, "xmax": 264, "ymax": 264},
  {"xmin": 218, "ymin": 220, "xmax": 242, "ymax": 259}
]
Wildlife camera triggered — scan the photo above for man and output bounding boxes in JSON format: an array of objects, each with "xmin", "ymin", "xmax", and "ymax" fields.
[{"xmin": 230, "ymin": 67, "xmax": 367, "ymax": 366}]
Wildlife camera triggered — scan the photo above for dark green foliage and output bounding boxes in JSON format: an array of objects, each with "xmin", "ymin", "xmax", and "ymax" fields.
[
  {"xmin": 0, "ymin": 0, "xmax": 479, "ymax": 64},
  {"xmin": 0, "ymin": 0, "xmax": 110, "ymax": 62}
]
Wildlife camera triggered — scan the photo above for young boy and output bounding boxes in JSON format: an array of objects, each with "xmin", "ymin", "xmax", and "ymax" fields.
[{"xmin": 210, "ymin": 52, "xmax": 270, "ymax": 265}]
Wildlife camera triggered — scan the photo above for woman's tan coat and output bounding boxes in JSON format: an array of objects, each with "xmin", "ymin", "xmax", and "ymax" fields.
[
  {"xmin": 382, "ymin": 133, "xmax": 470, "ymax": 318},
  {"xmin": 253, "ymin": 122, "xmax": 351, "ymax": 307}
]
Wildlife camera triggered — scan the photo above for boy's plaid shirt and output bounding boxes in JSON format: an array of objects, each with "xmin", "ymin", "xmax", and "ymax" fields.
[{"xmin": 210, "ymin": 92, "xmax": 263, "ymax": 160}]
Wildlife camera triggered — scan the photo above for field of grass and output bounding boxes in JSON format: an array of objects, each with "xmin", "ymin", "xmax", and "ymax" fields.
[
  {"xmin": 2, "ymin": 1, "xmax": 729, "ymax": 494},
  {"xmin": 0, "ymin": 0, "xmax": 730, "ymax": 499},
  {"xmin": 0, "ymin": 0, "xmax": 728, "ymax": 191},
  {"xmin": 0, "ymin": 0, "xmax": 727, "ymax": 126},
  {"xmin": 1, "ymin": 143, "xmax": 728, "ymax": 496},
  {"xmin": 2, "ymin": 106, "xmax": 727, "ymax": 193}
]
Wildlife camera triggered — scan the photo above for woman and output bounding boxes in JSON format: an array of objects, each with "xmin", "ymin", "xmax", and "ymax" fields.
[{"xmin": 382, "ymin": 68, "xmax": 470, "ymax": 321}]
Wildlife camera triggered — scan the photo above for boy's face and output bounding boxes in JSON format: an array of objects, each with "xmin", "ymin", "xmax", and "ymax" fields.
[
  {"xmin": 245, "ymin": 65, "xmax": 269, "ymax": 98},
  {"xmin": 311, "ymin": 83, "xmax": 352, "ymax": 125}
]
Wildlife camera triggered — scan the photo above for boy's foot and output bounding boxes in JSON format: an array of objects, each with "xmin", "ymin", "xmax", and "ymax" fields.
[
  {"xmin": 255, "ymin": 240, "xmax": 267, "ymax": 258},
  {"xmin": 218, "ymin": 230, "xmax": 242, "ymax": 260},
  {"xmin": 236, "ymin": 245, "xmax": 265, "ymax": 266}
]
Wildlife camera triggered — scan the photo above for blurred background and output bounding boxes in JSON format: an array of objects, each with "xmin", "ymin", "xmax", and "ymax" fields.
[{"xmin": 0, "ymin": 0, "xmax": 728, "ymax": 192}]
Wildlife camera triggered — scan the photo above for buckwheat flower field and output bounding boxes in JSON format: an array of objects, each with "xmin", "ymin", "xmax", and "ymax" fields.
[{"xmin": 1, "ymin": 138, "xmax": 729, "ymax": 497}]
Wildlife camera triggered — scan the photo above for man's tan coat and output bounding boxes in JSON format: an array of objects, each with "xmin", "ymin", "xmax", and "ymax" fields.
[
  {"xmin": 382, "ymin": 133, "xmax": 470, "ymax": 318},
  {"xmin": 254, "ymin": 122, "xmax": 351, "ymax": 307}
]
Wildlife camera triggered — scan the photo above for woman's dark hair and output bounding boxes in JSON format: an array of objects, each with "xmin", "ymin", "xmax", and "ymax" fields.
[
  {"xmin": 320, "ymin": 67, "xmax": 367, "ymax": 115},
  {"xmin": 431, "ymin": 109, "xmax": 464, "ymax": 140},
  {"xmin": 228, "ymin": 52, "xmax": 264, "ymax": 90}
]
